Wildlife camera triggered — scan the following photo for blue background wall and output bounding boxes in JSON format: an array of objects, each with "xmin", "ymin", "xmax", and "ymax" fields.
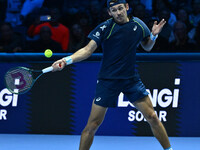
[{"xmin": 0, "ymin": 53, "xmax": 200, "ymax": 137}]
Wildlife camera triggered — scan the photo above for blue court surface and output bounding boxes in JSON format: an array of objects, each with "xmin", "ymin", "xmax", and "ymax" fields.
[{"xmin": 0, "ymin": 134, "xmax": 200, "ymax": 150}]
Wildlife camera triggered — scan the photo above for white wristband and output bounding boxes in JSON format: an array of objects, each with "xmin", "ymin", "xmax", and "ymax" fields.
[
  {"xmin": 63, "ymin": 56, "xmax": 73, "ymax": 65},
  {"xmin": 150, "ymin": 32, "xmax": 158, "ymax": 41}
]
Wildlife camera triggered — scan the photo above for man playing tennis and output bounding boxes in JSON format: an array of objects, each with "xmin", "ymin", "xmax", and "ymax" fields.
[{"xmin": 52, "ymin": 0, "xmax": 173, "ymax": 150}]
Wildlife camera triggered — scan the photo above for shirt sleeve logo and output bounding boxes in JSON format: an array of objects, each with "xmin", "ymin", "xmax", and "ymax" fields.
[
  {"xmin": 93, "ymin": 31, "xmax": 100, "ymax": 39},
  {"xmin": 100, "ymin": 25, "xmax": 107, "ymax": 31}
]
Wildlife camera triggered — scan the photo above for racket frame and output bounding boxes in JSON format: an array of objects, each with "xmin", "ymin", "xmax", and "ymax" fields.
[{"xmin": 4, "ymin": 66, "xmax": 53, "ymax": 94}]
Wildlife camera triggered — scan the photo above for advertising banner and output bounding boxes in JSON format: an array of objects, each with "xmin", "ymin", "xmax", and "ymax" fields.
[{"xmin": 0, "ymin": 61, "xmax": 200, "ymax": 137}]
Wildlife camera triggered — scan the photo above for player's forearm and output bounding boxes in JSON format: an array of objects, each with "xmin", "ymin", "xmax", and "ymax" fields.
[
  {"xmin": 142, "ymin": 37, "xmax": 156, "ymax": 52},
  {"xmin": 141, "ymin": 32, "xmax": 158, "ymax": 52},
  {"xmin": 70, "ymin": 47, "xmax": 93, "ymax": 63},
  {"xmin": 59, "ymin": 40, "xmax": 97, "ymax": 67},
  {"xmin": 52, "ymin": 47, "xmax": 92, "ymax": 72},
  {"xmin": 64, "ymin": 40, "xmax": 97, "ymax": 65}
]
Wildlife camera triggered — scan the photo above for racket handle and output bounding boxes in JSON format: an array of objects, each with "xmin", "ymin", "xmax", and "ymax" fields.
[{"xmin": 42, "ymin": 66, "xmax": 53, "ymax": 73}]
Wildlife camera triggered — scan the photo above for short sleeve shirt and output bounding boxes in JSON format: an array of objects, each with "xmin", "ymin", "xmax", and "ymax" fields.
[{"xmin": 88, "ymin": 17, "xmax": 150, "ymax": 79}]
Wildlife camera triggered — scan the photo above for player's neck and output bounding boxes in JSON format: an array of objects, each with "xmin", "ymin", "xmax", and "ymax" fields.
[
  {"xmin": 114, "ymin": 17, "xmax": 129, "ymax": 24},
  {"xmin": 126, "ymin": 17, "xmax": 129, "ymax": 22}
]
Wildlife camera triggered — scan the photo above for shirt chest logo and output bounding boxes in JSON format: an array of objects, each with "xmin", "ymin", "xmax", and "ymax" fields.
[{"xmin": 133, "ymin": 25, "xmax": 137, "ymax": 31}]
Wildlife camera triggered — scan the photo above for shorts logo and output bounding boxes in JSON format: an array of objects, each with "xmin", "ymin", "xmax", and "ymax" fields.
[{"xmin": 96, "ymin": 97, "xmax": 101, "ymax": 102}]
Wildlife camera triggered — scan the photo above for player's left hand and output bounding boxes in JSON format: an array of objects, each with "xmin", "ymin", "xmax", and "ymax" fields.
[{"xmin": 151, "ymin": 19, "xmax": 166, "ymax": 36}]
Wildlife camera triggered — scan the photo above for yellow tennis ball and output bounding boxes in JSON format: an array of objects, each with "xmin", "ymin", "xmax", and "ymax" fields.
[{"xmin": 44, "ymin": 49, "xmax": 53, "ymax": 58}]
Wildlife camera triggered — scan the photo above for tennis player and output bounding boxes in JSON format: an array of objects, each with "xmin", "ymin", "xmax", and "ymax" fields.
[{"xmin": 52, "ymin": 0, "xmax": 172, "ymax": 150}]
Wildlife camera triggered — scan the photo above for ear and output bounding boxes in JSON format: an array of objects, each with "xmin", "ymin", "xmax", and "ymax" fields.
[
  {"xmin": 125, "ymin": 3, "xmax": 129, "ymax": 11},
  {"xmin": 107, "ymin": 9, "xmax": 112, "ymax": 16}
]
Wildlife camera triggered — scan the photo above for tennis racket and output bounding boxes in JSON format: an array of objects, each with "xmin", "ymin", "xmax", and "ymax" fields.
[{"xmin": 4, "ymin": 66, "xmax": 53, "ymax": 94}]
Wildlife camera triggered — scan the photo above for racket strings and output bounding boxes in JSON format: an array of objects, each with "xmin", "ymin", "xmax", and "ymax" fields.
[{"xmin": 5, "ymin": 68, "xmax": 34, "ymax": 93}]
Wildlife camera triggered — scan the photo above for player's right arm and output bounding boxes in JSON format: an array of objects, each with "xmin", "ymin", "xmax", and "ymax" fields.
[
  {"xmin": 52, "ymin": 40, "xmax": 97, "ymax": 71},
  {"xmin": 52, "ymin": 19, "xmax": 110, "ymax": 72}
]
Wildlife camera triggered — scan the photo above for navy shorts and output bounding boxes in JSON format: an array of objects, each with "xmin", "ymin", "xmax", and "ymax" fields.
[{"xmin": 94, "ymin": 77, "xmax": 149, "ymax": 107}]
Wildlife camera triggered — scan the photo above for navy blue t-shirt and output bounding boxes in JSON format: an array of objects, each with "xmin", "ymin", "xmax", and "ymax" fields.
[{"xmin": 88, "ymin": 17, "xmax": 150, "ymax": 79}]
